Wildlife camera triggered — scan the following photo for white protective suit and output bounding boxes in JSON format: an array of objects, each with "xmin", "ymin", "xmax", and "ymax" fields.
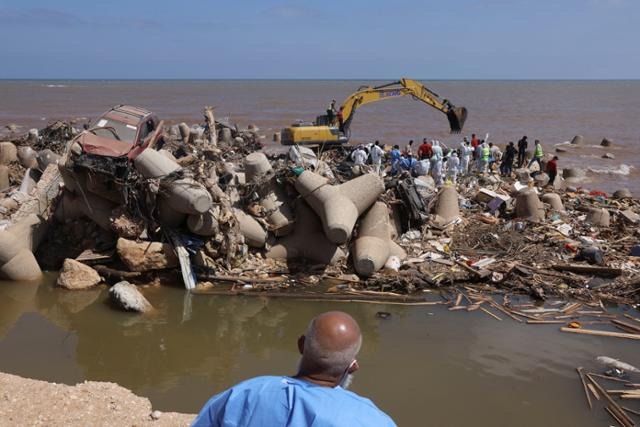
[
  {"xmin": 351, "ymin": 147, "xmax": 367, "ymax": 166},
  {"xmin": 446, "ymin": 152, "xmax": 460, "ymax": 183},
  {"xmin": 460, "ymin": 142, "xmax": 472, "ymax": 175},
  {"xmin": 430, "ymin": 140, "xmax": 444, "ymax": 185}
]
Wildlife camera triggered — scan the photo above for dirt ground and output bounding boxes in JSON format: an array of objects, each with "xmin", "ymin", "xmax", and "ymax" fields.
[{"xmin": 0, "ymin": 372, "xmax": 195, "ymax": 426}]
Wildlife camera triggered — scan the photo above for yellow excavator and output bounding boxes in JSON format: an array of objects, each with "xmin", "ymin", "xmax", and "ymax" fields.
[{"xmin": 280, "ymin": 78, "xmax": 467, "ymax": 146}]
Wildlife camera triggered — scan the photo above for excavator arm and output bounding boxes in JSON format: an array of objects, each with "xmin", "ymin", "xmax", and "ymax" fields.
[{"xmin": 340, "ymin": 78, "xmax": 467, "ymax": 134}]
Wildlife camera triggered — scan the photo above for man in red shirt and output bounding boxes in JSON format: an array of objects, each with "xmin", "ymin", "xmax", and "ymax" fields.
[
  {"xmin": 545, "ymin": 156, "xmax": 558, "ymax": 186},
  {"xmin": 470, "ymin": 133, "xmax": 478, "ymax": 148},
  {"xmin": 417, "ymin": 138, "xmax": 432, "ymax": 159}
]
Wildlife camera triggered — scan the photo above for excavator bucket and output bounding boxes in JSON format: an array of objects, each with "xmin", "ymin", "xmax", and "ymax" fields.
[{"xmin": 446, "ymin": 107, "xmax": 467, "ymax": 134}]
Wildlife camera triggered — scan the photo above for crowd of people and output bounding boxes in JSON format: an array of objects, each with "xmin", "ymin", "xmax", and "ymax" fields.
[{"xmin": 349, "ymin": 133, "xmax": 557, "ymax": 186}]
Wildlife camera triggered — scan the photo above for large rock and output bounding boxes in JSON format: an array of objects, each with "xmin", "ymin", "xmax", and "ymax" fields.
[
  {"xmin": 116, "ymin": 238, "xmax": 178, "ymax": 272},
  {"xmin": 109, "ymin": 281, "xmax": 153, "ymax": 313},
  {"xmin": 613, "ymin": 188, "xmax": 632, "ymax": 199},
  {"xmin": 56, "ymin": 258, "xmax": 101, "ymax": 290},
  {"xmin": 570, "ymin": 135, "xmax": 583, "ymax": 145}
]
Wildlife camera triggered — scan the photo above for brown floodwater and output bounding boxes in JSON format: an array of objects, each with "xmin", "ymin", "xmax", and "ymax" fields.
[
  {"xmin": 0, "ymin": 80, "xmax": 639, "ymax": 194},
  {"xmin": 1, "ymin": 274, "xmax": 638, "ymax": 426}
]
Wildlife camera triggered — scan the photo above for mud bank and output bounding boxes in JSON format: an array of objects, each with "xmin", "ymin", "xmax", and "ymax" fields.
[{"xmin": 0, "ymin": 371, "xmax": 194, "ymax": 426}]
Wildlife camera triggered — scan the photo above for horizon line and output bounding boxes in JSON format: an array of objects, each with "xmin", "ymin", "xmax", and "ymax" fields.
[{"xmin": 1, "ymin": 78, "xmax": 640, "ymax": 82}]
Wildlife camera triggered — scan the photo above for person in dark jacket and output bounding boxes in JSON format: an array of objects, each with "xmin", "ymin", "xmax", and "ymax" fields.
[
  {"xmin": 500, "ymin": 142, "xmax": 517, "ymax": 176},
  {"xmin": 517, "ymin": 136, "xmax": 528, "ymax": 167}
]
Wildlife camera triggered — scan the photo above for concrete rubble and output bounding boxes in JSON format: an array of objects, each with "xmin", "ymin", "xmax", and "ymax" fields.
[{"xmin": 0, "ymin": 108, "xmax": 639, "ymax": 312}]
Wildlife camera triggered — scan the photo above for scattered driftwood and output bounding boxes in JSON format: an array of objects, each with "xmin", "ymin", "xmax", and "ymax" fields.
[
  {"xmin": 561, "ymin": 327, "xmax": 640, "ymax": 340},
  {"xmin": 552, "ymin": 264, "xmax": 623, "ymax": 277}
]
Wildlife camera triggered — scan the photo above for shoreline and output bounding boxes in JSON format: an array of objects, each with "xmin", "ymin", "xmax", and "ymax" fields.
[{"xmin": 0, "ymin": 371, "xmax": 195, "ymax": 426}]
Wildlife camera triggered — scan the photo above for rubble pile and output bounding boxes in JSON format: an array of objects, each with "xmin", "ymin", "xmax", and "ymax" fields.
[{"xmin": 0, "ymin": 108, "xmax": 638, "ymax": 311}]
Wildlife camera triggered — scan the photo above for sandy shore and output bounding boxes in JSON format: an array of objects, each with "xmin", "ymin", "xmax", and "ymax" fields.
[{"xmin": 0, "ymin": 372, "xmax": 195, "ymax": 426}]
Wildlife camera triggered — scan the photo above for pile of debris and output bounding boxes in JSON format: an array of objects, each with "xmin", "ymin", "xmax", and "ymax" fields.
[{"xmin": 0, "ymin": 106, "xmax": 638, "ymax": 313}]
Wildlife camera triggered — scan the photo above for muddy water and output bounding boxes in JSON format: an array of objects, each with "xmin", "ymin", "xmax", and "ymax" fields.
[
  {"xmin": 1, "ymin": 80, "xmax": 639, "ymax": 194},
  {"xmin": 1, "ymin": 275, "xmax": 638, "ymax": 426}
]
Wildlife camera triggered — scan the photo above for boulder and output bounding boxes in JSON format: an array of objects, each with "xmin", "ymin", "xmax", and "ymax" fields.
[
  {"xmin": 600, "ymin": 138, "xmax": 613, "ymax": 147},
  {"xmin": 116, "ymin": 238, "xmax": 178, "ymax": 272},
  {"xmin": 56, "ymin": 258, "xmax": 101, "ymax": 290},
  {"xmin": 555, "ymin": 147, "xmax": 567, "ymax": 153},
  {"xmin": 0, "ymin": 165, "xmax": 9, "ymax": 191},
  {"xmin": 109, "ymin": 281, "xmax": 153, "ymax": 313},
  {"xmin": 562, "ymin": 168, "xmax": 585, "ymax": 179}
]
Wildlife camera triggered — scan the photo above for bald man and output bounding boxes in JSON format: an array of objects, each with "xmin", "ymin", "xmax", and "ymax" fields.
[{"xmin": 192, "ymin": 311, "xmax": 395, "ymax": 426}]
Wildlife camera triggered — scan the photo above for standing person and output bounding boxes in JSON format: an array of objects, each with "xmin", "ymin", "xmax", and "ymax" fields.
[
  {"xmin": 517, "ymin": 136, "xmax": 528, "ymax": 167},
  {"xmin": 500, "ymin": 142, "xmax": 517, "ymax": 176},
  {"xmin": 417, "ymin": 138, "xmax": 432, "ymax": 159},
  {"xmin": 471, "ymin": 133, "xmax": 478, "ymax": 149},
  {"xmin": 326, "ymin": 100, "xmax": 337, "ymax": 125},
  {"xmin": 431, "ymin": 140, "xmax": 444, "ymax": 185},
  {"xmin": 545, "ymin": 155, "xmax": 559, "ymax": 186},
  {"xmin": 337, "ymin": 106, "xmax": 345, "ymax": 132},
  {"xmin": 390, "ymin": 144, "xmax": 402, "ymax": 175},
  {"xmin": 404, "ymin": 140, "xmax": 414, "ymax": 156},
  {"xmin": 489, "ymin": 142, "xmax": 502, "ymax": 171},
  {"xmin": 480, "ymin": 142, "xmax": 491, "ymax": 173},
  {"xmin": 459, "ymin": 140, "xmax": 472, "ymax": 175},
  {"xmin": 474, "ymin": 140, "xmax": 483, "ymax": 172},
  {"xmin": 369, "ymin": 140, "xmax": 385, "ymax": 175},
  {"xmin": 446, "ymin": 151, "xmax": 460, "ymax": 183},
  {"xmin": 193, "ymin": 311, "xmax": 396, "ymax": 427},
  {"xmin": 528, "ymin": 139, "xmax": 544, "ymax": 170},
  {"xmin": 351, "ymin": 145, "xmax": 367, "ymax": 166}
]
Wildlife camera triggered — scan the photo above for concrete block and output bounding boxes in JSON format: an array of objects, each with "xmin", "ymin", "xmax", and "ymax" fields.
[
  {"xmin": 295, "ymin": 171, "xmax": 384, "ymax": 244},
  {"xmin": 0, "ymin": 165, "xmax": 9, "ymax": 191},
  {"xmin": 571, "ymin": 135, "xmax": 583, "ymax": 145},
  {"xmin": 17, "ymin": 146, "xmax": 38, "ymax": 169},
  {"xmin": 244, "ymin": 152, "xmax": 294, "ymax": 236},
  {"xmin": 266, "ymin": 200, "xmax": 346, "ymax": 264},
  {"xmin": 433, "ymin": 185, "xmax": 460, "ymax": 226},
  {"xmin": 515, "ymin": 189, "xmax": 545, "ymax": 222},
  {"xmin": 162, "ymin": 178, "xmax": 213, "ymax": 215},
  {"xmin": 134, "ymin": 148, "xmax": 181, "ymax": 178},
  {"xmin": 187, "ymin": 208, "xmax": 219, "ymax": 236},
  {"xmin": 586, "ymin": 207, "xmax": 610, "ymax": 227},
  {"xmin": 36, "ymin": 149, "xmax": 60, "ymax": 171},
  {"xmin": 178, "ymin": 122, "xmax": 191, "ymax": 144},
  {"xmin": 0, "ymin": 142, "xmax": 17, "ymax": 165},
  {"xmin": 233, "ymin": 208, "xmax": 267, "ymax": 248},
  {"xmin": 353, "ymin": 202, "xmax": 406, "ymax": 277},
  {"xmin": 613, "ymin": 188, "xmax": 632, "ymax": 199},
  {"xmin": 0, "ymin": 249, "xmax": 42, "ymax": 281},
  {"xmin": 541, "ymin": 193, "xmax": 565, "ymax": 212}
]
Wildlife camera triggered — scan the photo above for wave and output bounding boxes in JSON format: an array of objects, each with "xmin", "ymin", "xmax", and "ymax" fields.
[
  {"xmin": 554, "ymin": 141, "xmax": 571, "ymax": 146},
  {"xmin": 587, "ymin": 164, "xmax": 633, "ymax": 176},
  {"xmin": 43, "ymin": 84, "xmax": 68, "ymax": 88}
]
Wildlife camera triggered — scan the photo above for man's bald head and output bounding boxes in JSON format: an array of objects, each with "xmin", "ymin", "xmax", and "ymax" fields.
[{"xmin": 299, "ymin": 311, "xmax": 362, "ymax": 378}]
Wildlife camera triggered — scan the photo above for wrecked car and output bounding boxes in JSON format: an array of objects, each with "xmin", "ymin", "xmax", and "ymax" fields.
[{"xmin": 62, "ymin": 105, "xmax": 164, "ymax": 203}]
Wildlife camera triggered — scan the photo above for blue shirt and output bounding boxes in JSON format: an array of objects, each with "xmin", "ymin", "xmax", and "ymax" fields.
[
  {"xmin": 390, "ymin": 149, "xmax": 401, "ymax": 162},
  {"xmin": 192, "ymin": 376, "xmax": 396, "ymax": 427},
  {"xmin": 401, "ymin": 157, "xmax": 417, "ymax": 170}
]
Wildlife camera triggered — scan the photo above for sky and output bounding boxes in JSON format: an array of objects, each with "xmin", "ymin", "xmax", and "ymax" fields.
[{"xmin": 0, "ymin": 0, "xmax": 638, "ymax": 79}]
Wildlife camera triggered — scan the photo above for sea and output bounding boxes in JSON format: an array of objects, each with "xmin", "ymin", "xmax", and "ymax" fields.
[{"xmin": 0, "ymin": 79, "xmax": 638, "ymax": 194}]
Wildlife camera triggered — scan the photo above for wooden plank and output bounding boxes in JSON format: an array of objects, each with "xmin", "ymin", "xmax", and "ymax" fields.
[
  {"xmin": 560, "ymin": 327, "xmax": 640, "ymax": 340},
  {"xmin": 552, "ymin": 264, "xmax": 623, "ymax": 277},
  {"xmin": 612, "ymin": 320, "xmax": 640, "ymax": 334},
  {"xmin": 577, "ymin": 367, "xmax": 593, "ymax": 410},
  {"xmin": 527, "ymin": 320, "xmax": 565, "ymax": 324},
  {"xmin": 480, "ymin": 307, "xmax": 502, "ymax": 321},
  {"xmin": 586, "ymin": 374, "xmax": 635, "ymax": 427}
]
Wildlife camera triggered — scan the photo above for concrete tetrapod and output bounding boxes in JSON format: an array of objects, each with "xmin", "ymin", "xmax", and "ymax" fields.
[
  {"xmin": 266, "ymin": 200, "xmax": 346, "ymax": 265},
  {"xmin": 353, "ymin": 202, "xmax": 406, "ymax": 277},
  {"xmin": 232, "ymin": 208, "xmax": 267, "ymax": 248},
  {"xmin": 515, "ymin": 189, "xmax": 545, "ymax": 222},
  {"xmin": 541, "ymin": 193, "xmax": 565, "ymax": 212},
  {"xmin": 586, "ymin": 207, "xmax": 610, "ymax": 227},
  {"xmin": 432, "ymin": 185, "xmax": 460, "ymax": 226},
  {"xmin": 0, "ymin": 142, "xmax": 17, "ymax": 165},
  {"xmin": 294, "ymin": 171, "xmax": 384, "ymax": 244},
  {"xmin": 0, "ymin": 229, "xmax": 41, "ymax": 281},
  {"xmin": 244, "ymin": 152, "xmax": 294, "ymax": 236},
  {"xmin": 134, "ymin": 149, "xmax": 212, "ymax": 215}
]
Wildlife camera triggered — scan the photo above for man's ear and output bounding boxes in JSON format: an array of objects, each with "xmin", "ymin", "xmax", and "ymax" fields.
[
  {"xmin": 348, "ymin": 360, "xmax": 359, "ymax": 374},
  {"xmin": 297, "ymin": 335, "xmax": 305, "ymax": 355}
]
